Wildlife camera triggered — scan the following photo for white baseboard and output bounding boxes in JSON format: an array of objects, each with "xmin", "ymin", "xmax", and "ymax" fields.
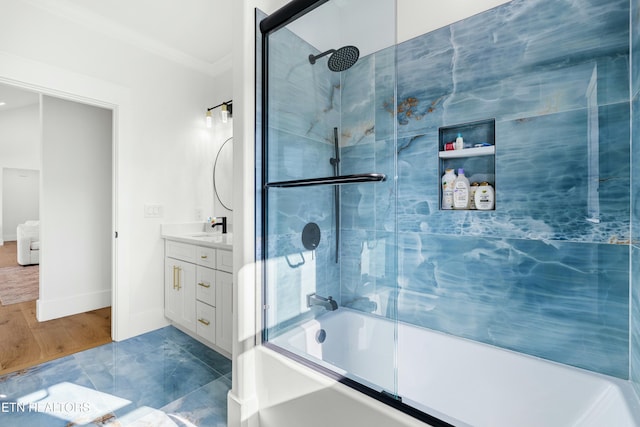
[{"xmin": 37, "ymin": 289, "xmax": 111, "ymax": 321}]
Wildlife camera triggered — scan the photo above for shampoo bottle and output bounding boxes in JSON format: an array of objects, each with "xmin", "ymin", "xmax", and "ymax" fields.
[
  {"xmin": 441, "ymin": 168, "xmax": 457, "ymax": 210},
  {"xmin": 453, "ymin": 168, "xmax": 470, "ymax": 209},
  {"xmin": 474, "ymin": 182, "xmax": 495, "ymax": 210},
  {"xmin": 455, "ymin": 133, "xmax": 464, "ymax": 150}
]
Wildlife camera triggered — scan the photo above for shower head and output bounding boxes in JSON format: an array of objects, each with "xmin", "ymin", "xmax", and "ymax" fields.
[{"xmin": 309, "ymin": 45, "xmax": 360, "ymax": 72}]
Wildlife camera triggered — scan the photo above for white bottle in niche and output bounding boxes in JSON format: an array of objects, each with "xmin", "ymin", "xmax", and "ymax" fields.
[
  {"xmin": 441, "ymin": 168, "xmax": 457, "ymax": 210},
  {"xmin": 453, "ymin": 168, "xmax": 470, "ymax": 209},
  {"xmin": 455, "ymin": 133, "xmax": 464, "ymax": 150},
  {"xmin": 474, "ymin": 182, "xmax": 495, "ymax": 210}
]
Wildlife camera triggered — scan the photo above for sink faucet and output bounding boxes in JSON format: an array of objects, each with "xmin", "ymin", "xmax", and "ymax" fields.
[
  {"xmin": 210, "ymin": 216, "xmax": 227, "ymax": 234},
  {"xmin": 307, "ymin": 293, "xmax": 338, "ymax": 311}
]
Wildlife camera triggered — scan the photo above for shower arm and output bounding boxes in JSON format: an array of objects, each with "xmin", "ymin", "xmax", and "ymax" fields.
[{"xmin": 309, "ymin": 49, "xmax": 335, "ymax": 64}]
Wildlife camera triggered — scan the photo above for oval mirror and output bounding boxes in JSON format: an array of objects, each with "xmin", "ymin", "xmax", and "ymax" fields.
[{"xmin": 213, "ymin": 137, "xmax": 233, "ymax": 211}]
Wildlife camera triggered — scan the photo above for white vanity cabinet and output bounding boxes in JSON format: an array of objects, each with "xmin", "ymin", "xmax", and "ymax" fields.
[
  {"xmin": 164, "ymin": 238, "xmax": 232, "ymax": 355},
  {"xmin": 164, "ymin": 256, "xmax": 197, "ymax": 333},
  {"xmin": 216, "ymin": 264, "xmax": 233, "ymax": 353},
  {"xmin": 164, "ymin": 242, "xmax": 196, "ymax": 332}
]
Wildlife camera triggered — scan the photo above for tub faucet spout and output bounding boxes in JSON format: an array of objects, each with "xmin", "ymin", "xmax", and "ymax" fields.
[{"xmin": 307, "ymin": 293, "xmax": 338, "ymax": 311}]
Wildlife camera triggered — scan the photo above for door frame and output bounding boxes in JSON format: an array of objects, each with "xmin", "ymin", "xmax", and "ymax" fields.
[{"xmin": 0, "ymin": 54, "xmax": 127, "ymax": 341}]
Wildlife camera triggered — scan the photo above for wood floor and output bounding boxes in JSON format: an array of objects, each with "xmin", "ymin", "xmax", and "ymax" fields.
[
  {"xmin": 0, "ymin": 241, "xmax": 18, "ymax": 268},
  {"xmin": 0, "ymin": 300, "xmax": 112, "ymax": 376},
  {"xmin": 0, "ymin": 240, "xmax": 112, "ymax": 376}
]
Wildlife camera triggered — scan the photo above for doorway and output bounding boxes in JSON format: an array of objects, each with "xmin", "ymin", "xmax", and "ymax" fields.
[{"xmin": 0, "ymin": 84, "xmax": 114, "ymax": 375}]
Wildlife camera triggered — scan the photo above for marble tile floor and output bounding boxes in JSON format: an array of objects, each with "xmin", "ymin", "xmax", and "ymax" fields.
[{"xmin": 0, "ymin": 326, "xmax": 231, "ymax": 426}]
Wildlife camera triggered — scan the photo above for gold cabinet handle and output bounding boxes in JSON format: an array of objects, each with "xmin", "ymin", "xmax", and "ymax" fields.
[
  {"xmin": 198, "ymin": 282, "xmax": 211, "ymax": 288},
  {"xmin": 173, "ymin": 266, "xmax": 178, "ymax": 290},
  {"xmin": 200, "ymin": 254, "xmax": 208, "ymax": 259},
  {"xmin": 176, "ymin": 267, "xmax": 182, "ymax": 290},
  {"xmin": 198, "ymin": 318, "xmax": 210, "ymax": 326}
]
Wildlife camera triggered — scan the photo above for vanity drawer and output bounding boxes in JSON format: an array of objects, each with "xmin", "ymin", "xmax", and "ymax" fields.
[
  {"xmin": 197, "ymin": 246, "xmax": 216, "ymax": 268},
  {"xmin": 196, "ymin": 266, "xmax": 216, "ymax": 306},
  {"xmin": 216, "ymin": 250, "xmax": 233, "ymax": 273},
  {"xmin": 165, "ymin": 240, "xmax": 196, "ymax": 263},
  {"xmin": 196, "ymin": 300, "xmax": 216, "ymax": 343}
]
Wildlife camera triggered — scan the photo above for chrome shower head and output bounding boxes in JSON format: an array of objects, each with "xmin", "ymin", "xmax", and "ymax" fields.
[{"xmin": 309, "ymin": 45, "xmax": 360, "ymax": 72}]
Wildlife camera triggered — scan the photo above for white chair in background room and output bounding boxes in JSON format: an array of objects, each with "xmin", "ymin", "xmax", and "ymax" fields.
[{"xmin": 17, "ymin": 220, "xmax": 40, "ymax": 266}]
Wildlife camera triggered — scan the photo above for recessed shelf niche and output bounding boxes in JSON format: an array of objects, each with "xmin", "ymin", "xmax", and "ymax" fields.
[{"xmin": 438, "ymin": 119, "xmax": 496, "ymax": 211}]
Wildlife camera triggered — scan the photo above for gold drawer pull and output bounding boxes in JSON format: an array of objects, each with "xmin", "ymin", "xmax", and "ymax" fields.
[
  {"xmin": 198, "ymin": 318, "xmax": 210, "ymax": 326},
  {"xmin": 198, "ymin": 282, "xmax": 211, "ymax": 288},
  {"xmin": 200, "ymin": 254, "xmax": 208, "ymax": 259}
]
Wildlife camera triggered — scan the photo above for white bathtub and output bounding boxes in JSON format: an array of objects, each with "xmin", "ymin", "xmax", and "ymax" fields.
[{"xmin": 271, "ymin": 308, "xmax": 640, "ymax": 427}]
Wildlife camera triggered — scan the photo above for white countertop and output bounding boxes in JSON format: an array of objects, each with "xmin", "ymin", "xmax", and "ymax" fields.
[{"xmin": 161, "ymin": 222, "xmax": 232, "ymax": 250}]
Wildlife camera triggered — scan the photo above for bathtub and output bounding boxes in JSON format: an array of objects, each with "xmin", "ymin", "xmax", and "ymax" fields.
[{"xmin": 270, "ymin": 308, "xmax": 640, "ymax": 427}]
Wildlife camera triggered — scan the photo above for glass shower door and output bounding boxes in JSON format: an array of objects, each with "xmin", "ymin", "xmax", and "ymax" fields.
[{"xmin": 259, "ymin": 0, "xmax": 399, "ymax": 399}]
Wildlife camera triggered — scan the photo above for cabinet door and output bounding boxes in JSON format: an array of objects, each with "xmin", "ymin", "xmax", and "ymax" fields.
[
  {"xmin": 165, "ymin": 257, "xmax": 196, "ymax": 332},
  {"xmin": 215, "ymin": 270, "xmax": 233, "ymax": 353}
]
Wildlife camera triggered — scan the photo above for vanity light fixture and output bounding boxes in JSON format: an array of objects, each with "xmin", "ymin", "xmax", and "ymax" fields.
[
  {"xmin": 206, "ymin": 109, "xmax": 213, "ymax": 128},
  {"xmin": 206, "ymin": 100, "xmax": 233, "ymax": 128},
  {"xmin": 220, "ymin": 103, "xmax": 230, "ymax": 123}
]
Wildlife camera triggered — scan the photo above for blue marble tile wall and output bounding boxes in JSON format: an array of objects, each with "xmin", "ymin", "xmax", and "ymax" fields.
[
  {"xmin": 339, "ymin": 49, "xmax": 398, "ymax": 309},
  {"xmin": 263, "ymin": 25, "xmax": 342, "ymax": 334},
  {"xmin": 340, "ymin": 0, "xmax": 631, "ymax": 378},
  {"xmin": 631, "ymin": 0, "xmax": 640, "ymax": 396}
]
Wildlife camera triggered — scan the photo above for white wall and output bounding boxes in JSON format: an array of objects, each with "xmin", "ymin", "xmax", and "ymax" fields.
[
  {"xmin": 287, "ymin": 0, "xmax": 396, "ymax": 57},
  {"xmin": 282, "ymin": 0, "xmax": 512, "ymax": 59},
  {"xmin": 0, "ymin": 103, "xmax": 40, "ymax": 168},
  {"xmin": 0, "ymin": 103, "xmax": 40, "ymax": 243},
  {"xmin": 2, "ymin": 168, "xmax": 39, "ymax": 241},
  {"xmin": 0, "ymin": 0, "xmax": 231, "ymax": 338},
  {"xmin": 230, "ymin": 1, "xmax": 515, "ymax": 427},
  {"xmin": 37, "ymin": 96, "xmax": 112, "ymax": 320}
]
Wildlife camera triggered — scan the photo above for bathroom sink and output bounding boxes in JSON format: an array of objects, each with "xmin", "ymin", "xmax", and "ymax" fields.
[
  {"xmin": 187, "ymin": 232, "xmax": 224, "ymax": 242},
  {"xmin": 198, "ymin": 235, "xmax": 223, "ymax": 241},
  {"xmin": 187, "ymin": 232, "xmax": 211, "ymax": 237},
  {"xmin": 183, "ymin": 232, "xmax": 232, "ymax": 245}
]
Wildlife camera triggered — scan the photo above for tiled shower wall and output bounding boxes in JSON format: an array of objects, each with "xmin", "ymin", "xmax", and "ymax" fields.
[
  {"xmin": 264, "ymin": 0, "xmax": 635, "ymax": 380},
  {"xmin": 631, "ymin": 0, "xmax": 640, "ymax": 395},
  {"xmin": 263, "ymin": 26, "xmax": 342, "ymax": 332},
  {"xmin": 341, "ymin": 0, "xmax": 631, "ymax": 379}
]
